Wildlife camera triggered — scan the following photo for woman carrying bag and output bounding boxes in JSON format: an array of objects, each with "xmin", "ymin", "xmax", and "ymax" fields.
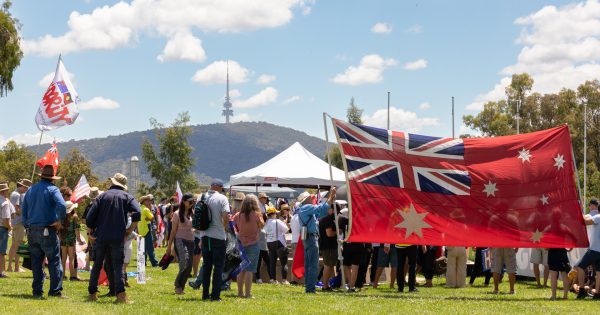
[{"xmin": 166, "ymin": 193, "xmax": 196, "ymax": 295}]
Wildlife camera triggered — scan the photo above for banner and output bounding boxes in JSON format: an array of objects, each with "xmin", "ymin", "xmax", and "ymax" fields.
[
  {"xmin": 137, "ymin": 236, "xmax": 146, "ymax": 284},
  {"xmin": 35, "ymin": 57, "xmax": 80, "ymax": 131},
  {"xmin": 333, "ymin": 118, "xmax": 588, "ymax": 248}
]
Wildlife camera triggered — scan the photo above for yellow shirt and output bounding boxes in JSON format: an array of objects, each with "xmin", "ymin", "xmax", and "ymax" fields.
[{"xmin": 138, "ymin": 205, "xmax": 154, "ymax": 237}]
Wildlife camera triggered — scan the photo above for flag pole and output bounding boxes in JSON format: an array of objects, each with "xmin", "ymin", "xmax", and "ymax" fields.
[
  {"xmin": 30, "ymin": 130, "xmax": 44, "ymax": 181},
  {"xmin": 452, "ymin": 96, "xmax": 455, "ymax": 138},
  {"xmin": 571, "ymin": 145, "xmax": 585, "ymax": 214},
  {"xmin": 387, "ymin": 92, "xmax": 390, "ymax": 130},
  {"xmin": 584, "ymin": 101, "xmax": 588, "ymax": 207},
  {"xmin": 322, "ymin": 112, "xmax": 346, "ymax": 290}
]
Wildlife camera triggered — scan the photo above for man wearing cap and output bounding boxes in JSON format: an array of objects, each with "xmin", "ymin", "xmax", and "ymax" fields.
[
  {"xmin": 8, "ymin": 179, "xmax": 31, "ymax": 273},
  {"xmin": 0, "ymin": 182, "xmax": 14, "ymax": 278},
  {"xmin": 296, "ymin": 187, "xmax": 336, "ymax": 293},
  {"xmin": 200, "ymin": 179, "xmax": 230, "ymax": 301},
  {"xmin": 574, "ymin": 199, "xmax": 600, "ymax": 299},
  {"xmin": 21, "ymin": 165, "xmax": 67, "ymax": 298},
  {"xmin": 86, "ymin": 173, "xmax": 141, "ymax": 304}
]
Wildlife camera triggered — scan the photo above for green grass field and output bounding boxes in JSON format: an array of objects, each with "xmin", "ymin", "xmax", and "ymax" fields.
[{"xmin": 1, "ymin": 245, "xmax": 598, "ymax": 315}]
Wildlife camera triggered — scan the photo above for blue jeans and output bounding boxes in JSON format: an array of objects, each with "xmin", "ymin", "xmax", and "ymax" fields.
[
  {"xmin": 201, "ymin": 236, "xmax": 226, "ymax": 300},
  {"xmin": 144, "ymin": 231, "xmax": 158, "ymax": 266},
  {"xmin": 89, "ymin": 240, "xmax": 125, "ymax": 295},
  {"xmin": 27, "ymin": 227, "xmax": 63, "ymax": 296},
  {"xmin": 303, "ymin": 233, "xmax": 319, "ymax": 293}
]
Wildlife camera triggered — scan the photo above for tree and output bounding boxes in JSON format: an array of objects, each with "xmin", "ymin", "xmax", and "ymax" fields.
[
  {"xmin": 141, "ymin": 112, "xmax": 199, "ymax": 196},
  {"xmin": 59, "ymin": 148, "xmax": 99, "ymax": 188},
  {"xmin": 0, "ymin": 140, "xmax": 35, "ymax": 184},
  {"xmin": 325, "ymin": 145, "xmax": 344, "ymax": 170},
  {"xmin": 347, "ymin": 97, "xmax": 363, "ymax": 125},
  {"xmin": 0, "ymin": 1, "xmax": 23, "ymax": 97}
]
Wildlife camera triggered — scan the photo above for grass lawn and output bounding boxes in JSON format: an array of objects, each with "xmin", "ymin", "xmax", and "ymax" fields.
[{"xmin": 1, "ymin": 245, "xmax": 598, "ymax": 315}]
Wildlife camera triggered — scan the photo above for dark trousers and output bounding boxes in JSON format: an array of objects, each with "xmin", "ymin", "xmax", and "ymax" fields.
[
  {"xmin": 28, "ymin": 228, "xmax": 63, "ymax": 296},
  {"xmin": 267, "ymin": 241, "xmax": 288, "ymax": 281},
  {"xmin": 419, "ymin": 246, "xmax": 437, "ymax": 280},
  {"xmin": 144, "ymin": 231, "xmax": 158, "ymax": 266},
  {"xmin": 174, "ymin": 238, "xmax": 194, "ymax": 290},
  {"xmin": 370, "ymin": 245, "xmax": 380, "ymax": 283},
  {"xmin": 470, "ymin": 247, "xmax": 492, "ymax": 285},
  {"xmin": 201, "ymin": 236, "xmax": 226, "ymax": 300},
  {"xmin": 256, "ymin": 249, "xmax": 272, "ymax": 280},
  {"xmin": 356, "ymin": 245, "xmax": 371, "ymax": 288},
  {"xmin": 89, "ymin": 240, "xmax": 125, "ymax": 295},
  {"xmin": 396, "ymin": 246, "xmax": 417, "ymax": 292}
]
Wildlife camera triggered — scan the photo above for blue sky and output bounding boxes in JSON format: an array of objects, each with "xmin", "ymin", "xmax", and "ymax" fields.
[{"xmin": 2, "ymin": 0, "xmax": 599, "ymax": 146}]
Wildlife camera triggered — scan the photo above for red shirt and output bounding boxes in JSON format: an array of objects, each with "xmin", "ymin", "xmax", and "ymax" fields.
[{"xmin": 233, "ymin": 211, "xmax": 262, "ymax": 246}]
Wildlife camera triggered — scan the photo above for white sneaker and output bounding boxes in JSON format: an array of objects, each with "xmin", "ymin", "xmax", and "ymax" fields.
[
  {"xmin": 281, "ymin": 280, "xmax": 290, "ymax": 285},
  {"xmin": 257, "ymin": 279, "xmax": 263, "ymax": 284},
  {"xmin": 269, "ymin": 279, "xmax": 278, "ymax": 284}
]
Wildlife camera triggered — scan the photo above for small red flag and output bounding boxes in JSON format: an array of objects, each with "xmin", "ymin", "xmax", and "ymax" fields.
[
  {"xmin": 292, "ymin": 237, "xmax": 305, "ymax": 279},
  {"xmin": 36, "ymin": 142, "xmax": 59, "ymax": 175}
]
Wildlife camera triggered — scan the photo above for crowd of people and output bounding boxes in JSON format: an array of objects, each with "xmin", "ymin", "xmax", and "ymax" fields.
[{"xmin": 1, "ymin": 166, "xmax": 600, "ymax": 303}]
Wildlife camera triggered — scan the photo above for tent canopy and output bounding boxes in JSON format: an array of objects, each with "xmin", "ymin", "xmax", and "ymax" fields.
[
  {"xmin": 229, "ymin": 142, "xmax": 346, "ymax": 188},
  {"xmin": 229, "ymin": 186, "xmax": 300, "ymax": 199}
]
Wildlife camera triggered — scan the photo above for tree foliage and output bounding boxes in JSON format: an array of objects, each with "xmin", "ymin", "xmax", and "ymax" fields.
[
  {"xmin": 346, "ymin": 97, "xmax": 363, "ymax": 125},
  {"xmin": 0, "ymin": 1, "xmax": 23, "ymax": 97},
  {"xmin": 59, "ymin": 147, "xmax": 99, "ymax": 188},
  {"xmin": 0, "ymin": 140, "xmax": 35, "ymax": 184},
  {"xmin": 141, "ymin": 112, "xmax": 199, "ymax": 196},
  {"xmin": 463, "ymin": 74, "xmax": 600, "ymax": 200},
  {"xmin": 325, "ymin": 145, "xmax": 344, "ymax": 170}
]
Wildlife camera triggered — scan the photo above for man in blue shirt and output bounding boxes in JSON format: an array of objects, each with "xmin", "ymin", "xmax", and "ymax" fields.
[
  {"xmin": 296, "ymin": 187, "xmax": 336, "ymax": 293},
  {"xmin": 21, "ymin": 165, "xmax": 67, "ymax": 299},
  {"xmin": 86, "ymin": 173, "xmax": 141, "ymax": 304}
]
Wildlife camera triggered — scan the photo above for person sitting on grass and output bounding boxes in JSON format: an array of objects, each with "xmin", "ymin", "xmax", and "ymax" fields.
[{"xmin": 60, "ymin": 201, "xmax": 85, "ymax": 281}]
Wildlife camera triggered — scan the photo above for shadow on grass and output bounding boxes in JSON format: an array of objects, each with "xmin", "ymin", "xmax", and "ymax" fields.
[
  {"xmin": 312, "ymin": 290, "xmax": 557, "ymax": 302},
  {"xmin": 1, "ymin": 293, "xmax": 46, "ymax": 300}
]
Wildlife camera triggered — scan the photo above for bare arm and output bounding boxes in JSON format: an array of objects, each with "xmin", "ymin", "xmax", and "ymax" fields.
[
  {"xmin": 584, "ymin": 215, "xmax": 595, "ymax": 225},
  {"xmin": 166, "ymin": 218, "xmax": 179, "ymax": 254},
  {"xmin": 222, "ymin": 212, "xmax": 229, "ymax": 229},
  {"xmin": 325, "ymin": 227, "xmax": 336, "ymax": 238}
]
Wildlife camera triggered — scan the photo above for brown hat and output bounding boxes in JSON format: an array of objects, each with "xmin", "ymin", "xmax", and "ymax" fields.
[
  {"xmin": 0, "ymin": 182, "xmax": 8, "ymax": 192},
  {"xmin": 89, "ymin": 187, "xmax": 100, "ymax": 199},
  {"xmin": 258, "ymin": 192, "xmax": 269, "ymax": 200},
  {"xmin": 38, "ymin": 165, "xmax": 61, "ymax": 180},
  {"xmin": 17, "ymin": 179, "xmax": 32, "ymax": 188},
  {"xmin": 109, "ymin": 173, "xmax": 128, "ymax": 190},
  {"xmin": 234, "ymin": 192, "xmax": 245, "ymax": 201}
]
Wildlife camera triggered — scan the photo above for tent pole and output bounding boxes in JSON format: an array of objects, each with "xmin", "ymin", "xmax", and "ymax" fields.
[{"xmin": 323, "ymin": 112, "xmax": 345, "ymax": 290}]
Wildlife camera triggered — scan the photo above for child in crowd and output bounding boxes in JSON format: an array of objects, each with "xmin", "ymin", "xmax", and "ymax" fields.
[{"xmin": 61, "ymin": 201, "xmax": 85, "ymax": 281}]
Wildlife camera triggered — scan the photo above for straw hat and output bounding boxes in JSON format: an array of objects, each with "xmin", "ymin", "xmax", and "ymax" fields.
[
  {"xmin": 109, "ymin": 173, "xmax": 128, "ymax": 190},
  {"xmin": 258, "ymin": 192, "xmax": 269, "ymax": 200},
  {"xmin": 38, "ymin": 165, "xmax": 61, "ymax": 180},
  {"xmin": 17, "ymin": 179, "xmax": 32, "ymax": 188},
  {"xmin": 234, "ymin": 192, "xmax": 245, "ymax": 201},
  {"xmin": 65, "ymin": 201, "xmax": 78, "ymax": 214},
  {"xmin": 0, "ymin": 182, "xmax": 8, "ymax": 192},
  {"xmin": 297, "ymin": 191, "xmax": 312, "ymax": 205},
  {"xmin": 139, "ymin": 194, "xmax": 153, "ymax": 204},
  {"xmin": 89, "ymin": 187, "xmax": 100, "ymax": 199}
]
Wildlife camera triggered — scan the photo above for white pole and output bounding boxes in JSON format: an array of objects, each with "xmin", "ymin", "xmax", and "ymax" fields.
[
  {"xmin": 516, "ymin": 99, "xmax": 520, "ymax": 134},
  {"xmin": 584, "ymin": 102, "xmax": 588, "ymax": 207},
  {"xmin": 322, "ymin": 112, "xmax": 346, "ymax": 290},
  {"xmin": 387, "ymin": 92, "xmax": 390, "ymax": 130},
  {"xmin": 452, "ymin": 96, "xmax": 455, "ymax": 138},
  {"xmin": 30, "ymin": 130, "xmax": 45, "ymax": 181}
]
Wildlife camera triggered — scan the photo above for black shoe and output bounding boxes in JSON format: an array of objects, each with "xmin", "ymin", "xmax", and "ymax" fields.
[
  {"xmin": 189, "ymin": 280, "xmax": 201, "ymax": 290},
  {"xmin": 347, "ymin": 288, "xmax": 357, "ymax": 293},
  {"xmin": 48, "ymin": 293, "xmax": 69, "ymax": 299},
  {"xmin": 577, "ymin": 289, "xmax": 587, "ymax": 299},
  {"xmin": 408, "ymin": 288, "xmax": 418, "ymax": 293},
  {"xmin": 32, "ymin": 294, "xmax": 45, "ymax": 300},
  {"xmin": 210, "ymin": 297, "xmax": 222, "ymax": 302},
  {"xmin": 398, "ymin": 288, "xmax": 404, "ymax": 293},
  {"xmin": 322, "ymin": 287, "xmax": 333, "ymax": 292},
  {"xmin": 202, "ymin": 296, "xmax": 210, "ymax": 301}
]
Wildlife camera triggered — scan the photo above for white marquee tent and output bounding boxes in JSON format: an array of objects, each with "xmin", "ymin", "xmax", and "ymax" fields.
[{"xmin": 229, "ymin": 142, "xmax": 346, "ymax": 188}]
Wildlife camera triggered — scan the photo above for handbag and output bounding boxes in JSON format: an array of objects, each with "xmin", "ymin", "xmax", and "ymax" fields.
[{"xmin": 158, "ymin": 253, "xmax": 175, "ymax": 270}]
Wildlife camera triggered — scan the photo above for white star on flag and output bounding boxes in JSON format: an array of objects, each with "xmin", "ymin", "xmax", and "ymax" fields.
[
  {"xmin": 540, "ymin": 194, "xmax": 549, "ymax": 205},
  {"xmin": 394, "ymin": 204, "xmax": 432, "ymax": 239},
  {"xmin": 518, "ymin": 148, "xmax": 532, "ymax": 163},
  {"xmin": 483, "ymin": 181, "xmax": 498, "ymax": 197},
  {"xmin": 530, "ymin": 229, "xmax": 544, "ymax": 243},
  {"xmin": 554, "ymin": 154, "xmax": 565, "ymax": 170}
]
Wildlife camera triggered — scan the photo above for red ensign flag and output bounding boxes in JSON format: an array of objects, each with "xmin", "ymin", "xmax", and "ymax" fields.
[
  {"xmin": 333, "ymin": 119, "xmax": 588, "ymax": 248},
  {"xmin": 36, "ymin": 142, "xmax": 60, "ymax": 175}
]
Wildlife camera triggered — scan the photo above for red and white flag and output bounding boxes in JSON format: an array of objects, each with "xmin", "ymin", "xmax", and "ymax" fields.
[
  {"xmin": 35, "ymin": 57, "xmax": 80, "ymax": 131},
  {"xmin": 333, "ymin": 118, "xmax": 588, "ymax": 248},
  {"xmin": 71, "ymin": 174, "xmax": 91, "ymax": 203},
  {"xmin": 175, "ymin": 181, "xmax": 183, "ymax": 204},
  {"xmin": 36, "ymin": 142, "xmax": 59, "ymax": 175}
]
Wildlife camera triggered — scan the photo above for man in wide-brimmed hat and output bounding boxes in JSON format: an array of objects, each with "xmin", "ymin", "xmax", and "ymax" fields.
[
  {"xmin": 7, "ymin": 178, "xmax": 32, "ymax": 273},
  {"xmin": 0, "ymin": 182, "xmax": 14, "ymax": 278},
  {"xmin": 86, "ymin": 173, "xmax": 141, "ymax": 304},
  {"xmin": 21, "ymin": 165, "xmax": 67, "ymax": 298}
]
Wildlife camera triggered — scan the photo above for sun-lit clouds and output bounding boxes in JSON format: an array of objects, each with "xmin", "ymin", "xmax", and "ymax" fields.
[{"xmin": 332, "ymin": 54, "xmax": 397, "ymax": 85}]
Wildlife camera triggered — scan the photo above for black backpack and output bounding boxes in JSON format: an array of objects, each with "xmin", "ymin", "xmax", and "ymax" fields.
[{"xmin": 192, "ymin": 193, "xmax": 212, "ymax": 231}]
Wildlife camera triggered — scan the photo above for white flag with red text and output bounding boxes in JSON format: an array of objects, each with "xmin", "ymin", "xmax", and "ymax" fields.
[
  {"xmin": 175, "ymin": 181, "xmax": 183, "ymax": 204},
  {"xmin": 35, "ymin": 57, "xmax": 80, "ymax": 131}
]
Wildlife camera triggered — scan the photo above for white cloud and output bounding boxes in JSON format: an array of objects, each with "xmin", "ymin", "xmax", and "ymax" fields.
[
  {"xmin": 332, "ymin": 54, "xmax": 397, "ymax": 85},
  {"xmin": 78, "ymin": 96, "xmax": 120, "ymax": 110},
  {"xmin": 38, "ymin": 70, "xmax": 75, "ymax": 88},
  {"xmin": 0, "ymin": 132, "xmax": 60, "ymax": 147},
  {"xmin": 229, "ymin": 89, "xmax": 241, "ymax": 99},
  {"xmin": 157, "ymin": 31, "xmax": 206, "ymax": 62},
  {"xmin": 233, "ymin": 87, "xmax": 278, "ymax": 108},
  {"xmin": 403, "ymin": 58, "xmax": 428, "ymax": 70},
  {"xmin": 362, "ymin": 107, "xmax": 439, "ymax": 133},
  {"xmin": 467, "ymin": 0, "xmax": 600, "ymax": 111},
  {"xmin": 419, "ymin": 102, "xmax": 431, "ymax": 110},
  {"xmin": 405, "ymin": 24, "xmax": 423, "ymax": 34},
  {"xmin": 21, "ymin": 0, "xmax": 313, "ymax": 57},
  {"xmin": 371, "ymin": 22, "xmax": 392, "ymax": 34},
  {"xmin": 256, "ymin": 74, "xmax": 276, "ymax": 85},
  {"xmin": 282, "ymin": 95, "xmax": 301, "ymax": 104},
  {"xmin": 231, "ymin": 113, "xmax": 263, "ymax": 123},
  {"xmin": 191, "ymin": 60, "xmax": 250, "ymax": 85}
]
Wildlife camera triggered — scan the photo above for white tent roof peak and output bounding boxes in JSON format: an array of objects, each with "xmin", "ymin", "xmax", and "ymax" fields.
[{"xmin": 229, "ymin": 142, "xmax": 346, "ymax": 188}]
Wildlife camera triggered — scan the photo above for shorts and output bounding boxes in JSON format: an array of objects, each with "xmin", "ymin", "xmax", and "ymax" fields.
[
  {"xmin": 242, "ymin": 242, "xmax": 260, "ymax": 273},
  {"xmin": 11, "ymin": 224, "xmax": 25, "ymax": 246},
  {"xmin": 0, "ymin": 227, "xmax": 8, "ymax": 255},
  {"xmin": 548, "ymin": 248, "xmax": 571, "ymax": 273},
  {"xmin": 124, "ymin": 238, "xmax": 133, "ymax": 263},
  {"xmin": 529, "ymin": 248, "xmax": 548, "ymax": 265},
  {"xmin": 193, "ymin": 237, "xmax": 202, "ymax": 255},
  {"xmin": 576, "ymin": 249, "xmax": 600, "ymax": 271},
  {"xmin": 342, "ymin": 243, "xmax": 364, "ymax": 266},
  {"xmin": 321, "ymin": 249, "xmax": 337, "ymax": 267},
  {"xmin": 377, "ymin": 246, "xmax": 398, "ymax": 268},
  {"xmin": 491, "ymin": 248, "xmax": 517, "ymax": 274}
]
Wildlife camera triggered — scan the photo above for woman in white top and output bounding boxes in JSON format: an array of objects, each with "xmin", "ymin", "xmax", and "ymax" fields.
[{"xmin": 264, "ymin": 207, "xmax": 289, "ymax": 284}]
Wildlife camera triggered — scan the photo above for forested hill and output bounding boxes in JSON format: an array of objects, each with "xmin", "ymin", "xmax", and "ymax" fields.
[{"xmin": 30, "ymin": 122, "xmax": 328, "ymax": 184}]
